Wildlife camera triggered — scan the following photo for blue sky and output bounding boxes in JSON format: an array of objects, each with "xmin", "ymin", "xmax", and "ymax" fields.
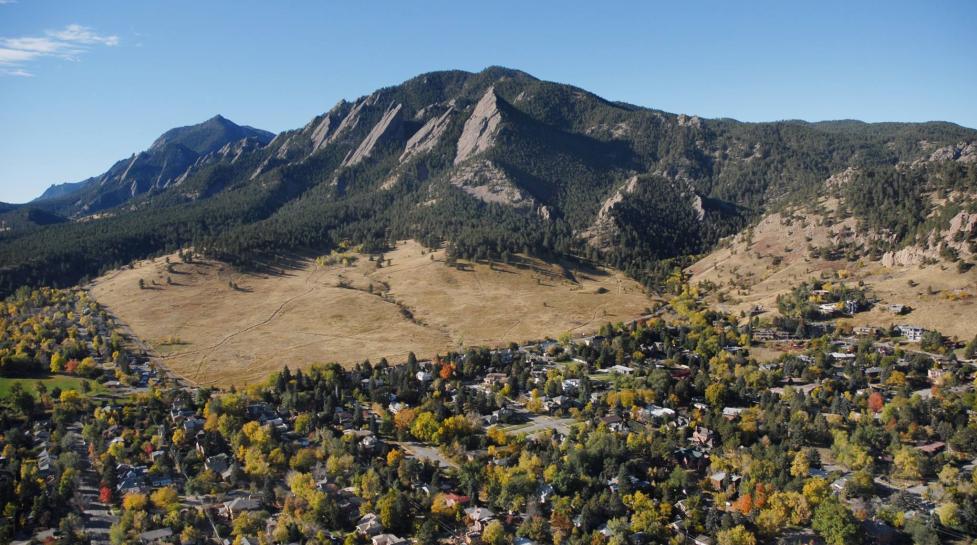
[{"xmin": 1, "ymin": 1, "xmax": 975, "ymax": 203}]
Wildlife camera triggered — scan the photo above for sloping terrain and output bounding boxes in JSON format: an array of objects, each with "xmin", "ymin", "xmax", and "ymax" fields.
[
  {"xmin": 4, "ymin": 67, "xmax": 976, "ymax": 296},
  {"xmin": 689, "ymin": 196, "xmax": 977, "ymax": 341},
  {"xmin": 90, "ymin": 240, "xmax": 653, "ymax": 386}
]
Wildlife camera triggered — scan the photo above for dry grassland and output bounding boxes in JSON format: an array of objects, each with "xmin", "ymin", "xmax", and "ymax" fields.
[{"xmin": 90, "ymin": 240, "xmax": 654, "ymax": 386}]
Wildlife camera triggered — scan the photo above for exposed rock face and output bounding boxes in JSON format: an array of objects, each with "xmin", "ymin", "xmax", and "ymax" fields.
[
  {"xmin": 342, "ymin": 102, "xmax": 404, "ymax": 167},
  {"xmin": 929, "ymin": 142, "xmax": 977, "ymax": 163},
  {"xmin": 582, "ymin": 175, "xmax": 705, "ymax": 248},
  {"xmin": 677, "ymin": 114, "xmax": 702, "ymax": 129},
  {"xmin": 825, "ymin": 167, "xmax": 858, "ymax": 188},
  {"xmin": 881, "ymin": 211, "xmax": 976, "ymax": 266},
  {"xmin": 449, "ymin": 160, "xmax": 532, "ymax": 208},
  {"xmin": 329, "ymin": 93, "xmax": 379, "ymax": 146},
  {"xmin": 582, "ymin": 176, "xmax": 640, "ymax": 248},
  {"xmin": 174, "ymin": 137, "xmax": 266, "ymax": 187},
  {"xmin": 310, "ymin": 112, "xmax": 337, "ymax": 151},
  {"xmin": 454, "ymin": 87, "xmax": 503, "ymax": 165},
  {"xmin": 401, "ymin": 107, "xmax": 454, "ymax": 163}
]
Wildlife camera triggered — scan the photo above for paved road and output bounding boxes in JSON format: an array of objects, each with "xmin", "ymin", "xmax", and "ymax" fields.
[
  {"xmin": 395, "ymin": 442, "xmax": 459, "ymax": 469},
  {"xmin": 67, "ymin": 422, "xmax": 116, "ymax": 545}
]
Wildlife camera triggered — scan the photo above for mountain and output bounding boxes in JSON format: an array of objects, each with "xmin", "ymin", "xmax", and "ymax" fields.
[
  {"xmin": 31, "ymin": 115, "xmax": 274, "ymax": 215},
  {"xmin": 1, "ymin": 66, "xmax": 975, "ymax": 295},
  {"xmin": 34, "ymin": 180, "xmax": 90, "ymax": 202}
]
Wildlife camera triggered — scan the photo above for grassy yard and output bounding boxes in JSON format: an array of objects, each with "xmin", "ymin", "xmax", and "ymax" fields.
[{"xmin": 0, "ymin": 375, "xmax": 106, "ymax": 398}]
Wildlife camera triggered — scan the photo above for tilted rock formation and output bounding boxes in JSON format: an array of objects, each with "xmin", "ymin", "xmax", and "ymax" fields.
[
  {"xmin": 454, "ymin": 87, "xmax": 503, "ymax": 165},
  {"xmin": 581, "ymin": 176, "xmax": 640, "ymax": 248},
  {"xmin": 342, "ymin": 102, "xmax": 404, "ymax": 167},
  {"xmin": 401, "ymin": 107, "xmax": 454, "ymax": 163}
]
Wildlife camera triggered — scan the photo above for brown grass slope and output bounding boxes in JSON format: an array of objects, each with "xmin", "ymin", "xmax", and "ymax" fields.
[
  {"xmin": 90, "ymin": 240, "xmax": 653, "ymax": 386},
  {"xmin": 688, "ymin": 198, "xmax": 977, "ymax": 342}
]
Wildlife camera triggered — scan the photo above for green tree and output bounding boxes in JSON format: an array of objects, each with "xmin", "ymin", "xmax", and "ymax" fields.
[
  {"xmin": 812, "ymin": 497, "xmax": 859, "ymax": 545},
  {"xmin": 377, "ymin": 490, "xmax": 408, "ymax": 533}
]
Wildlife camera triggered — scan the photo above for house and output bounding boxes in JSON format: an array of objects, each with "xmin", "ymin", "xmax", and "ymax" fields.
[
  {"xmin": 464, "ymin": 506, "xmax": 495, "ymax": 524},
  {"xmin": 709, "ymin": 471, "xmax": 727, "ymax": 490},
  {"xmin": 483, "ymin": 373, "xmax": 508, "ymax": 387},
  {"xmin": 356, "ymin": 513, "xmax": 382, "ymax": 536},
  {"xmin": 916, "ymin": 442, "xmax": 946, "ymax": 456},
  {"xmin": 897, "ymin": 325, "xmax": 924, "ymax": 342},
  {"xmin": 818, "ymin": 303, "xmax": 838, "ymax": 316},
  {"xmin": 205, "ymin": 453, "xmax": 230, "ymax": 475},
  {"xmin": 415, "ymin": 371, "xmax": 433, "ymax": 382},
  {"xmin": 442, "ymin": 493, "xmax": 470, "ymax": 507},
  {"xmin": 138, "ymin": 528, "xmax": 174, "ymax": 543},
  {"xmin": 691, "ymin": 427, "xmax": 715, "ymax": 449},
  {"xmin": 673, "ymin": 447, "xmax": 707, "ymax": 470},
  {"xmin": 888, "ymin": 304, "xmax": 907, "ymax": 315},
  {"xmin": 36, "ymin": 449, "xmax": 51, "ymax": 476},
  {"xmin": 602, "ymin": 414, "xmax": 626, "ymax": 432},
  {"xmin": 928, "ymin": 367, "xmax": 946, "ymax": 383},
  {"xmin": 486, "ymin": 405, "xmax": 515, "ymax": 425},
  {"xmin": 722, "ymin": 407, "xmax": 746, "ymax": 420},
  {"xmin": 222, "ymin": 496, "xmax": 262, "ymax": 519},
  {"xmin": 372, "ymin": 534, "xmax": 407, "ymax": 545},
  {"xmin": 693, "ymin": 535, "xmax": 714, "ymax": 545},
  {"xmin": 607, "ymin": 364, "xmax": 635, "ymax": 375},
  {"xmin": 640, "ymin": 405, "xmax": 676, "ymax": 423},
  {"xmin": 149, "ymin": 473, "xmax": 174, "ymax": 487}
]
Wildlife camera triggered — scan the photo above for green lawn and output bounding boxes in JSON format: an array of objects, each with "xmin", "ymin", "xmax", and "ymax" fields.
[{"xmin": 0, "ymin": 375, "xmax": 106, "ymax": 398}]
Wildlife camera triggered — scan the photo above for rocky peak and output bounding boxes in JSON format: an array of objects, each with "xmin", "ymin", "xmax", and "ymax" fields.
[{"xmin": 454, "ymin": 86, "xmax": 504, "ymax": 165}]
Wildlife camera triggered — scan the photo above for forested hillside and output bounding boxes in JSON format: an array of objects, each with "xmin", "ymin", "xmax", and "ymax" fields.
[{"xmin": 1, "ymin": 67, "xmax": 975, "ymax": 295}]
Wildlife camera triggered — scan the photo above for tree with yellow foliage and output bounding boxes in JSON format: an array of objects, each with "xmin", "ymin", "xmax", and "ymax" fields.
[
  {"xmin": 122, "ymin": 492, "xmax": 147, "ymax": 511},
  {"xmin": 717, "ymin": 525, "xmax": 756, "ymax": 545},
  {"xmin": 150, "ymin": 487, "xmax": 179, "ymax": 512}
]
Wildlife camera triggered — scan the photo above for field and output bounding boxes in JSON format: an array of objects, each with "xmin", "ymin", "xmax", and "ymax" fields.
[
  {"xmin": 90, "ymin": 240, "xmax": 655, "ymax": 386},
  {"xmin": 688, "ymin": 202, "xmax": 977, "ymax": 347},
  {"xmin": 0, "ymin": 375, "xmax": 105, "ymax": 398}
]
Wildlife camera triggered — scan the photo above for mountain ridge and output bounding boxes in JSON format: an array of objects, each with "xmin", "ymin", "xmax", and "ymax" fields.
[
  {"xmin": 1, "ymin": 66, "xmax": 975, "ymax": 296},
  {"xmin": 28, "ymin": 115, "xmax": 274, "ymax": 213}
]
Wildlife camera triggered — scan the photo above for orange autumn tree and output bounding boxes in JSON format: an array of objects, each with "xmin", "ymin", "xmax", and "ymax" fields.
[
  {"xmin": 733, "ymin": 493, "xmax": 753, "ymax": 516},
  {"xmin": 868, "ymin": 391, "xmax": 884, "ymax": 413}
]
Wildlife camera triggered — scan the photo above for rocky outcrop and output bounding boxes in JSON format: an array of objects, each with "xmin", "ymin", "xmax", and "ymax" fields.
[
  {"xmin": 881, "ymin": 211, "xmax": 976, "ymax": 267},
  {"xmin": 928, "ymin": 142, "xmax": 977, "ymax": 164},
  {"xmin": 449, "ymin": 160, "xmax": 532, "ymax": 208},
  {"xmin": 342, "ymin": 102, "xmax": 404, "ymax": 168},
  {"xmin": 825, "ymin": 167, "xmax": 858, "ymax": 188},
  {"xmin": 677, "ymin": 114, "xmax": 702, "ymax": 129},
  {"xmin": 401, "ymin": 107, "xmax": 454, "ymax": 163},
  {"xmin": 582, "ymin": 176, "xmax": 639, "ymax": 248},
  {"xmin": 329, "ymin": 93, "xmax": 380, "ymax": 146},
  {"xmin": 310, "ymin": 112, "xmax": 337, "ymax": 151},
  {"xmin": 454, "ymin": 87, "xmax": 503, "ymax": 165}
]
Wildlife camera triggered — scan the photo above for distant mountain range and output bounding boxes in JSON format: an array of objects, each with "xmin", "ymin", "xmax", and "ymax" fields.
[
  {"xmin": 30, "ymin": 115, "xmax": 274, "ymax": 214},
  {"xmin": 1, "ymin": 66, "xmax": 974, "ymax": 295}
]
